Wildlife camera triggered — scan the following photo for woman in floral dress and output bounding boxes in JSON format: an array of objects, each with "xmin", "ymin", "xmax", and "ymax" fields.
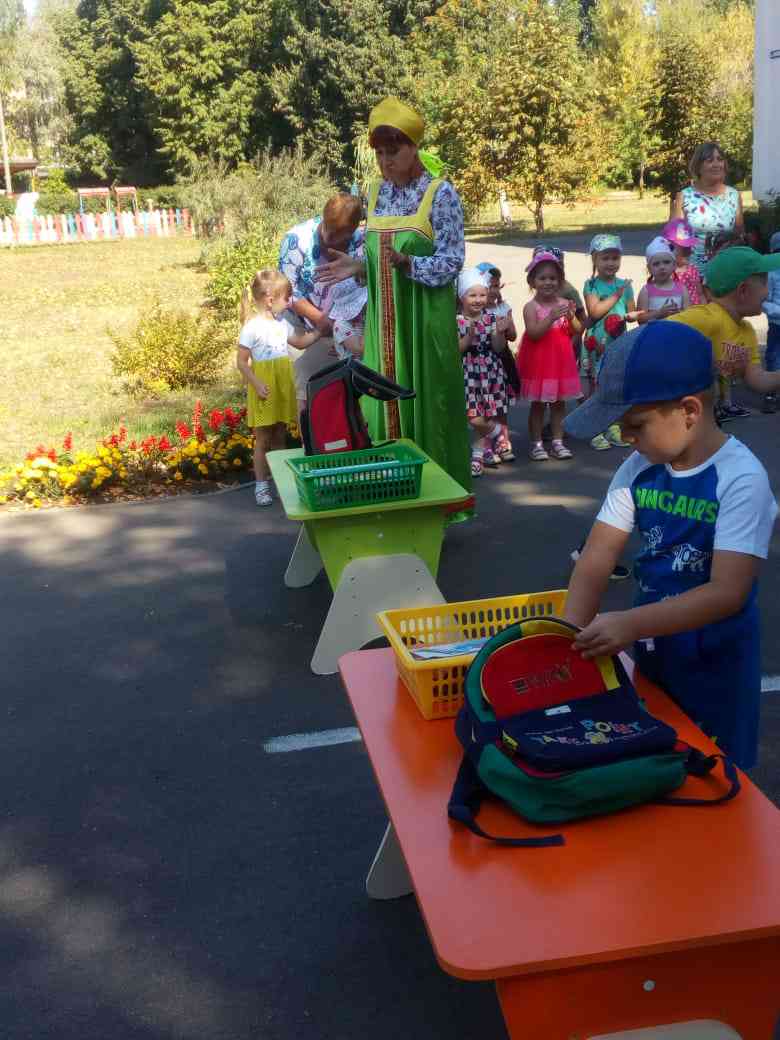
[{"xmin": 671, "ymin": 142, "xmax": 744, "ymax": 275}]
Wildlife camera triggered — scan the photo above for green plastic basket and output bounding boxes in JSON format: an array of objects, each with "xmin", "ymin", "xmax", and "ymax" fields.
[{"xmin": 287, "ymin": 443, "xmax": 428, "ymax": 511}]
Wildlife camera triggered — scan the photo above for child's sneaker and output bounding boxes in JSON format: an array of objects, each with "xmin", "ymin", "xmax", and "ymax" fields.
[
  {"xmin": 762, "ymin": 394, "xmax": 777, "ymax": 414},
  {"xmin": 255, "ymin": 480, "xmax": 273, "ymax": 506},
  {"xmin": 482, "ymin": 448, "xmax": 501, "ymax": 467},
  {"xmin": 496, "ymin": 434, "xmax": 515, "ymax": 462},
  {"xmin": 529, "ymin": 442, "xmax": 549, "ymax": 461},
  {"xmin": 606, "ymin": 424, "xmax": 630, "ymax": 447},
  {"xmin": 590, "ymin": 433, "xmax": 611, "ymax": 451}
]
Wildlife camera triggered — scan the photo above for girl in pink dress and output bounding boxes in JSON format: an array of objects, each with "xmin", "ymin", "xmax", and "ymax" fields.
[
  {"xmin": 662, "ymin": 218, "xmax": 703, "ymax": 306},
  {"xmin": 517, "ymin": 251, "xmax": 582, "ymax": 461}
]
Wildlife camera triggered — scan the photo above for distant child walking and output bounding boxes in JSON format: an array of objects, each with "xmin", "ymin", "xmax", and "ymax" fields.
[
  {"xmin": 583, "ymin": 234, "xmax": 639, "ymax": 450},
  {"xmin": 636, "ymin": 237, "xmax": 690, "ymax": 320},
  {"xmin": 662, "ymin": 218, "xmax": 703, "ymax": 306},
  {"xmin": 516, "ymin": 250, "xmax": 581, "ymax": 461},
  {"xmin": 457, "ymin": 268, "xmax": 509, "ymax": 477},
  {"xmin": 237, "ymin": 269, "xmax": 321, "ymax": 506}
]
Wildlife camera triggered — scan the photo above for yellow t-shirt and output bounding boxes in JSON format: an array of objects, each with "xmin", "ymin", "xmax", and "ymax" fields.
[{"xmin": 669, "ymin": 303, "xmax": 759, "ymax": 379}]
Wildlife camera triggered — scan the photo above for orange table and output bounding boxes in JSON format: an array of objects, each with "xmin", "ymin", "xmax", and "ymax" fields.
[{"xmin": 339, "ymin": 648, "xmax": 780, "ymax": 1040}]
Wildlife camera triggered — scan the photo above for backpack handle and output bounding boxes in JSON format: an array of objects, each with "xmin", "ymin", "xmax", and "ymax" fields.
[
  {"xmin": 448, "ymin": 757, "xmax": 565, "ymax": 848},
  {"xmin": 657, "ymin": 753, "xmax": 741, "ymax": 807}
]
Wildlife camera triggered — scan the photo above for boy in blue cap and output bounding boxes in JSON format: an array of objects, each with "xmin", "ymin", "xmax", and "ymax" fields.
[{"xmin": 562, "ymin": 322, "xmax": 777, "ymax": 769}]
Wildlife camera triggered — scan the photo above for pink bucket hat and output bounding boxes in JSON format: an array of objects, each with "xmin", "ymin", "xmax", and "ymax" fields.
[
  {"xmin": 661, "ymin": 218, "xmax": 698, "ymax": 249},
  {"xmin": 526, "ymin": 249, "xmax": 564, "ymax": 277}
]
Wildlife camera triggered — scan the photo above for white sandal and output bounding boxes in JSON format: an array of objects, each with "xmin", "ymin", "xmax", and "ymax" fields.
[
  {"xmin": 550, "ymin": 440, "xmax": 573, "ymax": 460},
  {"xmin": 529, "ymin": 442, "xmax": 549, "ymax": 461}
]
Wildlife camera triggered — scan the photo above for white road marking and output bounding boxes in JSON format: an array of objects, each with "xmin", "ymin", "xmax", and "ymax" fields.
[
  {"xmin": 263, "ymin": 727, "xmax": 362, "ymax": 753},
  {"xmin": 265, "ymin": 674, "xmax": 780, "ymax": 754}
]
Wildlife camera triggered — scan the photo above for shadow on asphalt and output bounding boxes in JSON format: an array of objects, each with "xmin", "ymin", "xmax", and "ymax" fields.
[{"xmin": 0, "ymin": 404, "xmax": 778, "ymax": 1038}]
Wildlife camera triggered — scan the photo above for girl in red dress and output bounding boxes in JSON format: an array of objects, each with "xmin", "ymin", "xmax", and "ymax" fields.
[{"xmin": 517, "ymin": 251, "xmax": 582, "ymax": 461}]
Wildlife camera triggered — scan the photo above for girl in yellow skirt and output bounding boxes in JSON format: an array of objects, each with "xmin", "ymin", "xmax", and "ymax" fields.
[{"xmin": 237, "ymin": 270, "xmax": 320, "ymax": 505}]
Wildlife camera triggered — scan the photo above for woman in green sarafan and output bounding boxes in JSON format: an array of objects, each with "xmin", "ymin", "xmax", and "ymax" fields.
[{"xmin": 318, "ymin": 97, "xmax": 471, "ymax": 494}]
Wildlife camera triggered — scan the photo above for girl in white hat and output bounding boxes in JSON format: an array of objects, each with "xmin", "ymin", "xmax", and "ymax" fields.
[
  {"xmin": 636, "ymin": 236, "xmax": 690, "ymax": 321},
  {"xmin": 457, "ymin": 268, "xmax": 509, "ymax": 477}
]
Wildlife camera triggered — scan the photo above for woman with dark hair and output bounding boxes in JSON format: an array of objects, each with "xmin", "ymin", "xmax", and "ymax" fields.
[
  {"xmin": 317, "ymin": 97, "xmax": 471, "ymax": 493},
  {"xmin": 671, "ymin": 141, "xmax": 744, "ymax": 275}
]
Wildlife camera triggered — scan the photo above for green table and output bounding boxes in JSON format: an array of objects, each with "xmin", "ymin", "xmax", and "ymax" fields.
[{"xmin": 267, "ymin": 440, "xmax": 470, "ymax": 675}]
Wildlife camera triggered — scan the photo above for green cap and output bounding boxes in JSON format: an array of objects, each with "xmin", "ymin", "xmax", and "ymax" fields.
[{"xmin": 705, "ymin": 246, "xmax": 780, "ymax": 296}]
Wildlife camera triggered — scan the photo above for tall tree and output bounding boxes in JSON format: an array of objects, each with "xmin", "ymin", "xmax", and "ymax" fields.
[
  {"xmin": 590, "ymin": 0, "xmax": 660, "ymax": 193},
  {"xmin": 649, "ymin": 0, "xmax": 754, "ymax": 195},
  {"xmin": 54, "ymin": 0, "xmax": 167, "ymax": 180},
  {"xmin": 439, "ymin": 0, "xmax": 606, "ymax": 232},
  {"xmin": 269, "ymin": 0, "xmax": 412, "ymax": 182},
  {"xmin": 134, "ymin": 0, "xmax": 282, "ymax": 174}
]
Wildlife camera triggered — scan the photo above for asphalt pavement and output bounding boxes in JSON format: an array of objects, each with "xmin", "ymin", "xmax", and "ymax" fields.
[{"xmin": 1, "ymin": 394, "xmax": 779, "ymax": 1040}]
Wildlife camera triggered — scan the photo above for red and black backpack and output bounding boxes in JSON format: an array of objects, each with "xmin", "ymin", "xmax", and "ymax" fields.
[{"xmin": 301, "ymin": 357, "xmax": 415, "ymax": 456}]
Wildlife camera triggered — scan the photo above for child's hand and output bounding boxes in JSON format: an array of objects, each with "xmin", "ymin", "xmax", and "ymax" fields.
[
  {"xmin": 573, "ymin": 611, "xmax": 638, "ymax": 659},
  {"xmin": 551, "ymin": 302, "xmax": 571, "ymax": 320},
  {"xmin": 496, "ymin": 316, "xmax": 510, "ymax": 335},
  {"xmin": 255, "ymin": 380, "xmax": 270, "ymax": 399}
]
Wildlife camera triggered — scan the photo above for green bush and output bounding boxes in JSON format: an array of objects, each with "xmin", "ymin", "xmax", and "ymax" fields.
[
  {"xmin": 0, "ymin": 196, "xmax": 14, "ymax": 219},
  {"xmin": 137, "ymin": 186, "xmax": 184, "ymax": 210},
  {"xmin": 181, "ymin": 146, "xmax": 334, "ymax": 244},
  {"xmin": 205, "ymin": 230, "xmax": 281, "ymax": 320},
  {"xmin": 110, "ymin": 303, "xmax": 234, "ymax": 397}
]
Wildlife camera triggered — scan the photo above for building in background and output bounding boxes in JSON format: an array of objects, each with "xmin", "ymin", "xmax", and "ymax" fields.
[{"xmin": 753, "ymin": 0, "xmax": 780, "ymax": 203}]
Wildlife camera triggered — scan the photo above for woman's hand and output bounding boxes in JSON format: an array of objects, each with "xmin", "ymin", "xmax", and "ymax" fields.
[
  {"xmin": 315, "ymin": 250, "xmax": 363, "ymax": 287},
  {"xmin": 388, "ymin": 248, "xmax": 411, "ymax": 274},
  {"xmin": 254, "ymin": 380, "xmax": 270, "ymax": 400}
]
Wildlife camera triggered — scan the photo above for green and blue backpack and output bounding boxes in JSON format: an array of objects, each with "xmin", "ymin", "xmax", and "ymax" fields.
[{"xmin": 448, "ymin": 618, "xmax": 740, "ymax": 848}]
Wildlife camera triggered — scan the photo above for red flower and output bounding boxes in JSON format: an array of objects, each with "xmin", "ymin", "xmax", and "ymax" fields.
[
  {"xmin": 63, "ymin": 432, "xmax": 73, "ymax": 452},
  {"xmin": 129, "ymin": 440, "xmax": 138, "ymax": 451},
  {"xmin": 584, "ymin": 335, "xmax": 599, "ymax": 353},
  {"xmin": 118, "ymin": 425, "xmax": 127, "ymax": 443},
  {"xmin": 604, "ymin": 315, "xmax": 626, "ymax": 339},
  {"xmin": 175, "ymin": 421, "xmax": 191, "ymax": 441},
  {"xmin": 47, "ymin": 448, "xmax": 57, "ymax": 462},
  {"xmin": 192, "ymin": 399, "xmax": 204, "ymax": 440},
  {"xmin": 157, "ymin": 435, "xmax": 172, "ymax": 452},
  {"xmin": 208, "ymin": 408, "xmax": 224, "ymax": 431},
  {"xmin": 141, "ymin": 435, "xmax": 158, "ymax": 456}
]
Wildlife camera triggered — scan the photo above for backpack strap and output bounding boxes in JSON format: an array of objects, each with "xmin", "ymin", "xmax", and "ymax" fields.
[
  {"xmin": 447, "ymin": 756, "xmax": 565, "ymax": 848},
  {"xmin": 657, "ymin": 752, "xmax": 741, "ymax": 807}
]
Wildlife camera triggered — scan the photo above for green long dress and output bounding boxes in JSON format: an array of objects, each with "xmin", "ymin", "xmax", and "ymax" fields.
[{"xmin": 361, "ymin": 177, "xmax": 471, "ymax": 494}]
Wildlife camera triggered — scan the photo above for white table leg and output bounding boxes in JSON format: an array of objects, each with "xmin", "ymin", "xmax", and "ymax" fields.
[
  {"xmin": 590, "ymin": 1025, "xmax": 742, "ymax": 1039},
  {"xmin": 310, "ymin": 552, "xmax": 445, "ymax": 675},
  {"xmin": 284, "ymin": 525, "xmax": 323, "ymax": 588},
  {"xmin": 366, "ymin": 822, "xmax": 413, "ymax": 900}
]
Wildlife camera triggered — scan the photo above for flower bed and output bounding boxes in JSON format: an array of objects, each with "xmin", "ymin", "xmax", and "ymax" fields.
[{"xmin": 0, "ymin": 400, "xmax": 295, "ymax": 509}]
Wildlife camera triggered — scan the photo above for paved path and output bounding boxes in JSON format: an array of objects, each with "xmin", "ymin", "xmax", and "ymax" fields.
[{"xmin": 1, "ymin": 234, "xmax": 778, "ymax": 1038}]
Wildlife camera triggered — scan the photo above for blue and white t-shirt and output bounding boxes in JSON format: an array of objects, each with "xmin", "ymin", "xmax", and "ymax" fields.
[
  {"xmin": 597, "ymin": 437, "xmax": 776, "ymax": 768},
  {"xmin": 598, "ymin": 437, "xmax": 776, "ymax": 603}
]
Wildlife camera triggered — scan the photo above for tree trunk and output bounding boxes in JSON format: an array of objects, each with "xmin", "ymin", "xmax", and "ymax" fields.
[
  {"xmin": 638, "ymin": 161, "xmax": 645, "ymax": 199},
  {"xmin": 534, "ymin": 203, "xmax": 544, "ymax": 235},
  {"xmin": 0, "ymin": 93, "xmax": 12, "ymax": 195}
]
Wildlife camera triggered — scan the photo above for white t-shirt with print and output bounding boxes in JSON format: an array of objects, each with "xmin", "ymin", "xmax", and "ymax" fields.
[{"xmin": 238, "ymin": 315, "xmax": 294, "ymax": 362}]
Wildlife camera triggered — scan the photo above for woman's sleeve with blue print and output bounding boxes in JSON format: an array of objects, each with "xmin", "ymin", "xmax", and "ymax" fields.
[
  {"xmin": 279, "ymin": 233, "xmax": 302, "ymax": 298},
  {"xmin": 714, "ymin": 466, "xmax": 778, "ymax": 558},
  {"xmin": 409, "ymin": 182, "xmax": 465, "ymax": 287},
  {"xmin": 596, "ymin": 454, "xmax": 644, "ymax": 533}
]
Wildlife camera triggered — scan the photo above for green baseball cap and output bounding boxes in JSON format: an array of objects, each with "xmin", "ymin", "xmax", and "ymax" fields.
[{"xmin": 705, "ymin": 246, "xmax": 780, "ymax": 296}]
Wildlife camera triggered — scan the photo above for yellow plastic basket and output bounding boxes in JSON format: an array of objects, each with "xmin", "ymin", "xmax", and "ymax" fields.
[{"xmin": 377, "ymin": 590, "xmax": 568, "ymax": 720}]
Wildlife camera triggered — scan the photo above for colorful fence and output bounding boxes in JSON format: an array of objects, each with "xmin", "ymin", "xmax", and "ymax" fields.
[{"xmin": 0, "ymin": 207, "xmax": 194, "ymax": 247}]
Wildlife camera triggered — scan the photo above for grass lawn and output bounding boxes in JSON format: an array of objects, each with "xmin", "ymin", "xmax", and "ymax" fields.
[
  {"xmin": 0, "ymin": 189, "xmax": 757, "ymax": 472},
  {"xmin": 0, "ymin": 236, "xmax": 243, "ymax": 470},
  {"xmin": 469, "ymin": 189, "xmax": 758, "ymax": 240}
]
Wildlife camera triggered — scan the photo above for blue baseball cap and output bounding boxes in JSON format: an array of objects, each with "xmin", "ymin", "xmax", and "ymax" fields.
[{"xmin": 563, "ymin": 323, "xmax": 715, "ymax": 440}]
